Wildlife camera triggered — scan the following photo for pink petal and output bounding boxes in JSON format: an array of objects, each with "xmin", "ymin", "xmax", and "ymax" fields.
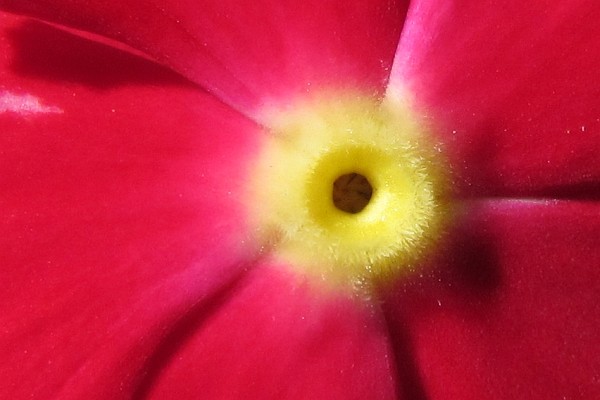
[
  {"xmin": 141, "ymin": 263, "xmax": 400, "ymax": 400},
  {"xmin": 3, "ymin": 1, "xmax": 409, "ymax": 122},
  {"xmin": 390, "ymin": 1, "xmax": 600, "ymax": 198},
  {"xmin": 1, "ymin": 13, "xmax": 262, "ymax": 398},
  {"xmin": 384, "ymin": 200, "xmax": 600, "ymax": 399}
]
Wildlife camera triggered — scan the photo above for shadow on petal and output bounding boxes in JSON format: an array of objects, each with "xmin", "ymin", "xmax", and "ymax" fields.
[
  {"xmin": 387, "ymin": 206, "xmax": 503, "ymax": 311},
  {"xmin": 379, "ymin": 204, "xmax": 504, "ymax": 399},
  {"xmin": 442, "ymin": 210, "xmax": 503, "ymax": 300},
  {"xmin": 7, "ymin": 19, "xmax": 191, "ymax": 89},
  {"xmin": 381, "ymin": 308, "xmax": 428, "ymax": 400},
  {"xmin": 131, "ymin": 270, "xmax": 249, "ymax": 400}
]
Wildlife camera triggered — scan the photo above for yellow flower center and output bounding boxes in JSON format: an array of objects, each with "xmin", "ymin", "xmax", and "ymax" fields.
[{"xmin": 248, "ymin": 94, "xmax": 450, "ymax": 289}]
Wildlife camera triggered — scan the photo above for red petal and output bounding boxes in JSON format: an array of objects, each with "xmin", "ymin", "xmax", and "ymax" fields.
[
  {"xmin": 390, "ymin": 1, "xmax": 600, "ymax": 198},
  {"xmin": 0, "ymin": 13, "xmax": 262, "ymax": 398},
  {"xmin": 142, "ymin": 264, "xmax": 400, "ymax": 400},
  {"xmin": 3, "ymin": 1, "xmax": 409, "ymax": 122},
  {"xmin": 384, "ymin": 200, "xmax": 600, "ymax": 399}
]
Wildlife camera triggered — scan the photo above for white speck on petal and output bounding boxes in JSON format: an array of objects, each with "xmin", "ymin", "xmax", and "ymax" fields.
[{"xmin": 0, "ymin": 91, "xmax": 63, "ymax": 115}]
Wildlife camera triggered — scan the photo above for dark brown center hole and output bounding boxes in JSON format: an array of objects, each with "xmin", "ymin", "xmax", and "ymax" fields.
[{"xmin": 332, "ymin": 173, "xmax": 373, "ymax": 214}]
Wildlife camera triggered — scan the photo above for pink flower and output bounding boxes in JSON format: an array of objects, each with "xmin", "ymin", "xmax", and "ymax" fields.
[{"xmin": 1, "ymin": 1, "xmax": 599, "ymax": 399}]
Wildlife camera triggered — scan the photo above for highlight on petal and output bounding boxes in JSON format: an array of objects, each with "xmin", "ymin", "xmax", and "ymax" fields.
[
  {"xmin": 389, "ymin": 0, "xmax": 600, "ymax": 198},
  {"xmin": 0, "ymin": 12, "xmax": 263, "ymax": 398},
  {"xmin": 0, "ymin": 90, "xmax": 63, "ymax": 115},
  {"xmin": 384, "ymin": 200, "xmax": 600, "ymax": 400},
  {"xmin": 2, "ymin": 0, "xmax": 409, "ymax": 122}
]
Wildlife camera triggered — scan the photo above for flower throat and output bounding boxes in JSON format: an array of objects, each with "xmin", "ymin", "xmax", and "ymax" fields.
[{"xmin": 332, "ymin": 172, "xmax": 373, "ymax": 214}]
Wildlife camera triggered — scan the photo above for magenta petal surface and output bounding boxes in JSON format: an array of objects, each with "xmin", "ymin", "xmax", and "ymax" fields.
[
  {"xmin": 140, "ymin": 264, "xmax": 399, "ymax": 400},
  {"xmin": 385, "ymin": 200, "xmax": 600, "ymax": 399},
  {"xmin": 2, "ymin": 0, "xmax": 409, "ymax": 121},
  {"xmin": 0, "ymin": 12, "xmax": 262, "ymax": 398},
  {"xmin": 391, "ymin": 1, "xmax": 600, "ymax": 198}
]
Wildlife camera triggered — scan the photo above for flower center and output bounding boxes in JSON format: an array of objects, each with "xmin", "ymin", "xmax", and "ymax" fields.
[
  {"xmin": 248, "ymin": 94, "xmax": 450, "ymax": 289},
  {"xmin": 332, "ymin": 172, "xmax": 372, "ymax": 214}
]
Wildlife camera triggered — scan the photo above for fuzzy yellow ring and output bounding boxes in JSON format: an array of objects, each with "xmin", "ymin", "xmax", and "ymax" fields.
[{"xmin": 248, "ymin": 94, "xmax": 450, "ymax": 289}]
